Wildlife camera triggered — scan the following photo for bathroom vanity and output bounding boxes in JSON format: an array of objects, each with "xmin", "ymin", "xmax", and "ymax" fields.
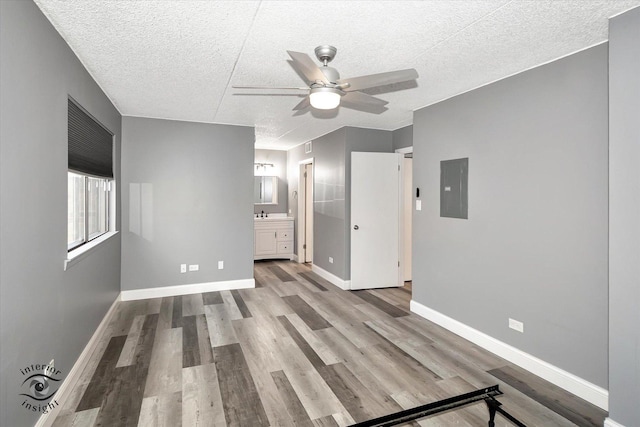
[{"xmin": 254, "ymin": 215, "xmax": 294, "ymax": 260}]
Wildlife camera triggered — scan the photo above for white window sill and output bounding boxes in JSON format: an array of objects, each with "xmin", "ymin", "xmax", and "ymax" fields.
[{"xmin": 64, "ymin": 231, "xmax": 119, "ymax": 271}]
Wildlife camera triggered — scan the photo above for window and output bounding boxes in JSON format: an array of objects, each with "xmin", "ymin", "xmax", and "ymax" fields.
[
  {"xmin": 67, "ymin": 172, "xmax": 85, "ymax": 249},
  {"xmin": 67, "ymin": 173, "xmax": 111, "ymax": 251},
  {"xmin": 67, "ymin": 98, "xmax": 114, "ymax": 252}
]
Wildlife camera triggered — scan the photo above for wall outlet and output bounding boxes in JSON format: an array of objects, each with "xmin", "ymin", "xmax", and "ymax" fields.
[
  {"xmin": 189, "ymin": 264, "xmax": 199, "ymax": 272},
  {"xmin": 180, "ymin": 264, "xmax": 187, "ymax": 273},
  {"xmin": 218, "ymin": 261, "xmax": 224, "ymax": 270},
  {"xmin": 329, "ymin": 257, "xmax": 334, "ymax": 264},
  {"xmin": 509, "ymin": 318, "xmax": 524, "ymax": 333}
]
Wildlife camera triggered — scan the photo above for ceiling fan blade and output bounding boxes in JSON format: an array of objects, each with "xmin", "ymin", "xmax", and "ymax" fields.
[
  {"xmin": 337, "ymin": 68, "xmax": 418, "ymax": 92},
  {"xmin": 341, "ymin": 92, "xmax": 388, "ymax": 114},
  {"xmin": 340, "ymin": 103, "xmax": 388, "ymax": 115},
  {"xmin": 233, "ymin": 85, "xmax": 309, "ymax": 90},
  {"xmin": 341, "ymin": 91, "xmax": 388, "ymax": 106},
  {"xmin": 292, "ymin": 97, "xmax": 310, "ymax": 111},
  {"xmin": 287, "ymin": 51, "xmax": 329, "ymax": 85}
]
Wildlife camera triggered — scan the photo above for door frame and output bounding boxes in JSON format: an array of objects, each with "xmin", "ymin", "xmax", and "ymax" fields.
[
  {"xmin": 395, "ymin": 146, "xmax": 413, "ymax": 284},
  {"xmin": 297, "ymin": 157, "xmax": 314, "ymax": 264}
]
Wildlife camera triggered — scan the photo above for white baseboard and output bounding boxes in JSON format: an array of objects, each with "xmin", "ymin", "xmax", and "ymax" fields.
[
  {"xmin": 121, "ymin": 278, "xmax": 255, "ymax": 301},
  {"xmin": 604, "ymin": 418, "xmax": 626, "ymax": 427},
  {"xmin": 36, "ymin": 293, "xmax": 121, "ymax": 427},
  {"xmin": 311, "ymin": 264, "xmax": 351, "ymax": 290},
  {"xmin": 410, "ymin": 300, "xmax": 609, "ymax": 411},
  {"xmin": 292, "ymin": 254, "xmax": 299, "ymax": 263}
]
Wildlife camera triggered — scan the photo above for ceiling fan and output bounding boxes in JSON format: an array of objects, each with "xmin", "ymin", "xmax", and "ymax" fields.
[{"xmin": 232, "ymin": 45, "xmax": 418, "ymax": 114}]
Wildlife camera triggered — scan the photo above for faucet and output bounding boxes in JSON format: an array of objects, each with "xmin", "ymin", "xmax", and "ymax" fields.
[{"xmin": 261, "ymin": 210, "xmax": 264, "ymax": 218}]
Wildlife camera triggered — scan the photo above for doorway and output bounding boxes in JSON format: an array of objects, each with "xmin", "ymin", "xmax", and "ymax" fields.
[
  {"xmin": 397, "ymin": 147, "xmax": 413, "ymax": 292},
  {"xmin": 298, "ymin": 159, "xmax": 313, "ymax": 263}
]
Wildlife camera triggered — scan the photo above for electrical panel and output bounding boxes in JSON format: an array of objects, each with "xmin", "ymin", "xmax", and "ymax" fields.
[{"xmin": 440, "ymin": 158, "xmax": 468, "ymax": 219}]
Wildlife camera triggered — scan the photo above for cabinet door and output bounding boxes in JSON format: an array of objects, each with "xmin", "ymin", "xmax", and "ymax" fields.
[{"xmin": 255, "ymin": 229, "xmax": 277, "ymax": 255}]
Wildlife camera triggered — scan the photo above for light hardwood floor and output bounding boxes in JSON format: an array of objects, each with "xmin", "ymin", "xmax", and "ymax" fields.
[{"xmin": 50, "ymin": 261, "xmax": 606, "ymax": 427}]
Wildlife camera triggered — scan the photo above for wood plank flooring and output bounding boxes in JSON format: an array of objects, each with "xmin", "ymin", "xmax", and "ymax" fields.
[{"xmin": 50, "ymin": 261, "xmax": 606, "ymax": 427}]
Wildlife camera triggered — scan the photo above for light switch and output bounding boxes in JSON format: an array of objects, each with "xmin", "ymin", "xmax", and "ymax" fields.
[{"xmin": 416, "ymin": 200, "xmax": 422, "ymax": 211}]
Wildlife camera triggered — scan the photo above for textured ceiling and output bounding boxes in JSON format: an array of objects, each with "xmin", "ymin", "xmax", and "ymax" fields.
[{"xmin": 34, "ymin": 0, "xmax": 640, "ymax": 150}]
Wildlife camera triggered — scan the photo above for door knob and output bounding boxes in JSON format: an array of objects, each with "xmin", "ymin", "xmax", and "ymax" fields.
[{"xmin": 353, "ymin": 225, "xmax": 359, "ymax": 230}]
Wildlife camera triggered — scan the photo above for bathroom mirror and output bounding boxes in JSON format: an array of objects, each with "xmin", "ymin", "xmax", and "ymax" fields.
[{"xmin": 254, "ymin": 176, "xmax": 278, "ymax": 205}]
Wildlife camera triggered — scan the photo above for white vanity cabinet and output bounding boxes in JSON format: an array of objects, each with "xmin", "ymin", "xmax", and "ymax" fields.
[{"xmin": 254, "ymin": 217, "xmax": 294, "ymax": 260}]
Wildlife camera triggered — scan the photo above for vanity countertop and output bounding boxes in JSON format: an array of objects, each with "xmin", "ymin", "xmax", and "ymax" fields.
[{"xmin": 254, "ymin": 215, "xmax": 293, "ymax": 221}]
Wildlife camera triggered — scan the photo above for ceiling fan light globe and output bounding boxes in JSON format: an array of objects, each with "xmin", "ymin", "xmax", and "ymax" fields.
[{"xmin": 309, "ymin": 88, "xmax": 341, "ymax": 110}]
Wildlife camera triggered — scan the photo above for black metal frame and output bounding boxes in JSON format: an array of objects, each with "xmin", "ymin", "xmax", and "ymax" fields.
[{"xmin": 348, "ymin": 385, "xmax": 526, "ymax": 427}]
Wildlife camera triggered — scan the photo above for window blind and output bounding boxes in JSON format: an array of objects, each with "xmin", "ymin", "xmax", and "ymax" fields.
[{"xmin": 68, "ymin": 98, "xmax": 113, "ymax": 178}]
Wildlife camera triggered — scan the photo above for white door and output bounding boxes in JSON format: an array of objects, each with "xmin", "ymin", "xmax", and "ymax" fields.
[{"xmin": 351, "ymin": 152, "xmax": 401, "ymax": 290}]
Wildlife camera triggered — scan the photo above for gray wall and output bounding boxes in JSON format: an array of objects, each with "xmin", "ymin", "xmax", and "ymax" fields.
[
  {"xmin": 392, "ymin": 125, "xmax": 413, "ymax": 150},
  {"xmin": 303, "ymin": 129, "xmax": 347, "ymax": 278},
  {"xmin": 287, "ymin": 127, "xmax": 392, "ymax": 280},
  {"xmin": 121, "ymin": 117, "xmax": 254, "ymax": 291},
  {"xmin": 608, "ymin": 6, "xmax": 640, "ymax": 426},
  {"xmin": 412, "ymin": 44, "xmax": 609, "ymax": 388},
  {"xmin": 254, "ymin": 149, "xmax": 288, "ymax": 215},
  {"xmin": 0, "ymin": 2, "xmax": 122, "ymax": 426}
]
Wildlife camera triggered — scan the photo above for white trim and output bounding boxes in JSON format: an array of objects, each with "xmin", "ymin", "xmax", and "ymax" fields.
[
  {"xmin": 409, "ymin": 300, "xmax": 609, "ymax": 410},
  {"xmin": 291, "ymin": 254, "xmax": 299, "ymax": 263},
  {"xmin": 298, "ymin": 158, "xmax": 314, "ymax": 264},
  {"xmin": 120, "ymin": 278, "xmax": 255, "ymax": 301},
  {"xmin": 65, "ymin": 231, "xmax": 119, "ymax": 271},
  {"xmin": 396, "ymin": 151, "xmax": 410, "ymax": 285},
  {"xmin": 36, "ymin": 293, "xmax": 121, "ymax": 427},
  {"xmin": 311, "ymin": 264, "xmax": 351, "ymax": 290},
  {"xmin": 253, "ymin": 255, "xmax": 294, "ymax": 261},
  {"xmin": 604, "ymin": 418, "xmax": 627, "ymax": 427}
]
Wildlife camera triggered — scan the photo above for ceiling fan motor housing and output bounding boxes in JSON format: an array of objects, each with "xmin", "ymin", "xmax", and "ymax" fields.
[
  {"xmin": 315, "ymin": 45, "xmax": 337, "ymax": 65},
  {"xmin": 319, "ymin": 66, "xmax": 340, "ymax": 83}
]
